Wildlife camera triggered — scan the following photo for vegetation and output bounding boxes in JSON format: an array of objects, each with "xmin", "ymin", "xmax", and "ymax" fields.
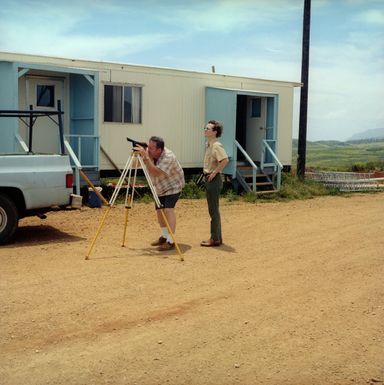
[
  {"xmin": 127, "ymin": 173, "xmax": 336, "ymax": 204},
  {"xmin": 292, "ymin": 139, "xmax": 384, "ymax": 171},
  {"xmin": 97, "ymin": 139, "xmax": 383, "ymax": 205},
  {"xmin": 233, "ymin": 173, "xmax": 338, "ymax": 203}
]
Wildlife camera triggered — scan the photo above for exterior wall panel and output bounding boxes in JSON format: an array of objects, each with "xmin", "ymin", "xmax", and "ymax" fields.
[{"xmin": 1, "ymin": 52, "xmax": 300, "ymax": 170}]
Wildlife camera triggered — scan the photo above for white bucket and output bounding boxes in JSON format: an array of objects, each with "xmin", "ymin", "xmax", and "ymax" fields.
[
  {"xmin": 88, "ymin": 186, "xmax": 103, "ymax": 193},
  {"xmin": 70, "ymin": 193, "xmax": 83, "ymax": 209}
]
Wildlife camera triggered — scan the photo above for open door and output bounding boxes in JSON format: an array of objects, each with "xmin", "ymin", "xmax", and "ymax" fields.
[
  {"xmin": 205, "ymin": 87, "xmax": 236, "ymax": 176},
  {"xmin": 241, "ymin": 95, "xmax": 277, "ymax": 163},
  {"xmin": 69, "ymin": 73, "xmax": 98, "ymax": 168},
  {"xmin": 206, "ymin": 87, "xmax": 278, "ymax": 176},
  {"xmin": 264, "ymin": 97, "xmax": 276, "ymax": 164}
]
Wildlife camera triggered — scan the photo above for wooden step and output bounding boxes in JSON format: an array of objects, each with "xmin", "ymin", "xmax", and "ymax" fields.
[
  {"xmin": 255, "ymin": 189, "xmax": 279, "ymax": 195},
  {"xmin": 241, "ymin": 172, "xmax": 266, "ymax": 178}
]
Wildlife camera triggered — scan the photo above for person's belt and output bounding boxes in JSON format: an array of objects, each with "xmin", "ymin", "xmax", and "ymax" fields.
[{"xmin": 204, "ymin": 172, "xmax": 219, "ymax": 178}]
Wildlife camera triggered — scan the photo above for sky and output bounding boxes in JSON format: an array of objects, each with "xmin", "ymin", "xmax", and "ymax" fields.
[{"xmin": 0, "ymin": 0, "xmax": 383, "ymax": 141}]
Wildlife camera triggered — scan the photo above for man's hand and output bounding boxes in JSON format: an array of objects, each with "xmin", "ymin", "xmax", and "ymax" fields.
[{"xmin": 133, "ymin": 144, "xmax": 148, "ymax": 159}]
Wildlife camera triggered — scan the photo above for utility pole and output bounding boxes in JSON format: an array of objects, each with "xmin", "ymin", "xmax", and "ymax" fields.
[{"xmin": 297, "ymin": 0, "xmax": 311, "ymax": 178}]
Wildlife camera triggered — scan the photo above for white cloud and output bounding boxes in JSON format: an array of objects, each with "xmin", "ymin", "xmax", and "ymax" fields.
[
  {"xmin": 0, "ymin": 0, "xmax": 383, "ymax": 141},
  {"xmin": 306, "ymin": 47, "xmax": 384, "ymax": 141},
  {"xmin": 356, "ymin": 8, "xmax": 384, "ymax": 25},
  {"xmin": 0, "ymin": 1, "xmax": 176, "ymax": 60},
  {"xmin": 156, "ymin": 0, "xmax": 303, "ymax": 33}
]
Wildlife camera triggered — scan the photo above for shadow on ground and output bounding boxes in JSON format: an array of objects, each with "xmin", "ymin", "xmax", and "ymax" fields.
[{"xmin": 6, "ymin": 225, "xmax": 85, "ymax": 247}]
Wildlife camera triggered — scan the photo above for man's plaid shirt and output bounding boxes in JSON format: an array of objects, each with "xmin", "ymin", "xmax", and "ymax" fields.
[{"xmin": 152, "ymin": 147, "xmax": 185, "ymax": 196}]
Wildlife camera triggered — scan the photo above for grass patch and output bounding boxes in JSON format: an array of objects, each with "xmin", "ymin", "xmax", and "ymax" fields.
[
  {"xmin": 292, "ymin": 139, "xmax": 384, "ymax": 171},
  {"xmin": 239, "ymin": 173, "xmax": 338, "ymax": 203},
  {"xmin": 180, "ymin": 180, "xmax": 205, "ymax": 199},
  {"xmin": 100, "ymin": 173, "xmax": 346, "ymax": 205}
]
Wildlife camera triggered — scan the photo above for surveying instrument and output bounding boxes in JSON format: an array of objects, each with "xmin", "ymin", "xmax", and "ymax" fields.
[{"xmin": 86, "ymin": 139, "xmax": 183, "ymax": 261}]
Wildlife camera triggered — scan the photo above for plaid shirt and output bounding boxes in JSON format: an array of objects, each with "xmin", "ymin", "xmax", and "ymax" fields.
[{"xmin": 152, "ymin": 147, "xmax": 185, "ymax": 196}]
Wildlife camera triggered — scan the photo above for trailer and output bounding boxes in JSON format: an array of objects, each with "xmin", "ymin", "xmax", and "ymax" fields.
[{"xmin": 0, "ymin": 52, "xmax": 301, "ymax": 193}]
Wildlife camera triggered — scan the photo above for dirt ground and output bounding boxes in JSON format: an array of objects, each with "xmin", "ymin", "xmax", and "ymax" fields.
[{"xmin": 0, "ymin": 193, "xmax": 383, "ymax": 385}]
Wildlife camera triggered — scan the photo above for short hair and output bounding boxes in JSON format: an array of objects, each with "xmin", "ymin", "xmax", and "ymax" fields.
[
  {"xmin": 149, "ymin": 136, "xmax": 165, "ymax": 150},
  {"xmin": 208, "ymin": 120, "xmax": 223, "ymax": 138}
]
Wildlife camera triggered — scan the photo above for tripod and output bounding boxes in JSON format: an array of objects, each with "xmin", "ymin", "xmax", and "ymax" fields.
[{"xmin": 85, "ymin": 151, "xmax": 184, "ymax": 261}]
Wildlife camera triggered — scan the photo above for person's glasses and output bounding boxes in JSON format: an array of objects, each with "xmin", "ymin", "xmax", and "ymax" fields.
[{"xmin": 204, "ymin": 127, "xmax": 213, "ymax": 131}]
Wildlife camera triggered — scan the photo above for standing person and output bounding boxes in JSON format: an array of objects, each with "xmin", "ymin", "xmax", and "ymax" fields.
[
  {"xmin": 135, "ymin": 136, "xmax": 185, "ymax": 251},
  {"xmin": 201, "ymin": 120, "xmax": 229, "ymax": 247}
]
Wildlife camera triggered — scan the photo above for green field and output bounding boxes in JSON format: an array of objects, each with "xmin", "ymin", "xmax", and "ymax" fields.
[{"xmin": 292, "ymin": 139, "xmax": 384, "ymax": 171}]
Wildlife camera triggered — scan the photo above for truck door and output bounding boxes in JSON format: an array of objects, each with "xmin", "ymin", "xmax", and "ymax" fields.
[{"xmin": 25, "ymin": 76, "xmax": 65, "ymax": 154}]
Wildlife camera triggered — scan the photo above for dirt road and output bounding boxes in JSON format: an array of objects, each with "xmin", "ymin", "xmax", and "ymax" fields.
[{"xmin": 1, "ymin": 193, "xmax": 383, "ymax": 385}]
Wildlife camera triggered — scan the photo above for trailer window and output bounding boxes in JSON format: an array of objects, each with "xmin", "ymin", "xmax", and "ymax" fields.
[
  {"xmin": 104, "ymin": 85, "xmax": 142, "ymax": 124},
  {"xmin": 251, "ymin": 98, "xmax": 261, "ymax": 118},
  {"xmin": 36, "ymin": 85, "xmax": 55, "ymax": 107}
]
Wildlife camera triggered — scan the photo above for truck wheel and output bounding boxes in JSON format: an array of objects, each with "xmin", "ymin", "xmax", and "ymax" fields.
[{"xmin": 0, "ymin": 194, "xmax": 19, "ymax": 245}]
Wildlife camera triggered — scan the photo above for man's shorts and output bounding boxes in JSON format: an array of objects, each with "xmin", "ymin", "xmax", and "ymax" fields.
[{"xmin": 156, "ymin": 192, "xmax": 180, "ymax": 209}]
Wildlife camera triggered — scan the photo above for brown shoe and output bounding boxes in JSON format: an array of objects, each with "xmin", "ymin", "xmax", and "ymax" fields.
[
  {"xmin": 151, "ymin": 236, "xmax": 167, "ymax": 246},
  {"xmin": 159, "ymin": 242, "xmax": 175, "ymax": 251},
  {"xmin": 200, "ymin": 239, "xmax": 222, "ymax": 247}
]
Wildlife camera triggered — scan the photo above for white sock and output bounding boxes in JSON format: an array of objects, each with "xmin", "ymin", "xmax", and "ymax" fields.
[
  {"xmin": 166, "ymin": 234, "xmax": 174, "ymax": 244},
  {"xmin": 161, "ymin": 227, "xmax": 169, "ymax": 238}
]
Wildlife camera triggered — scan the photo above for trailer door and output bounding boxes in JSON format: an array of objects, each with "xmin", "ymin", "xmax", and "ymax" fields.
[{"xmin": 205, "ymin": 87, "xmax": 236, "ymax": 175}]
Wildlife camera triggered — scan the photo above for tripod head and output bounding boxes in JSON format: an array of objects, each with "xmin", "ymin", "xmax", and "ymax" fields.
[{"xmin": 127, "ymin": 137, "xmax": 148, "ymax": 149}]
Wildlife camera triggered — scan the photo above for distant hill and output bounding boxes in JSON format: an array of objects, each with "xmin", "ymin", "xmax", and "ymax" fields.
[
  {"xmin": 292, "ymin": 139, "xmax": 352, "ymax": 147},
  {"xmin": 348, "ymin": 128, "xmax": 384, "ymax": 141}
]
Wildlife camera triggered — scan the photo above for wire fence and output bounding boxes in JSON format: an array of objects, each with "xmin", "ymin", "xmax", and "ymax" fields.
[{"xmin": 306, "ymin": 171, "xmax": 384, "ymax": 192}]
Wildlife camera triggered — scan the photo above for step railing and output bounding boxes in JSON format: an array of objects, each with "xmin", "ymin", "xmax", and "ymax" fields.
[
  {"xmin": 14, "ymin": 132, "xmax": 83, "ymax": 195},
  {"xmin": 64, "ymin": 134, "xmax": 99, "ymax": 168},
  {"xmin": 234, "ymin": 140, "xmax": 259, "ymax": 192},
  {"xmin": 64, "ymin": 139, "xmax": 82, "ymax": 195},
  {"xmin": 15, "ymin": 133, "xmax": 29, "ymax": 153},
  {"xmin": 261, "ymin": 140, "xmax": 283, "ymax": 190}
]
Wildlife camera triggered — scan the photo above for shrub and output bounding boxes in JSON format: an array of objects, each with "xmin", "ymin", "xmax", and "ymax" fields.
[
  {"xmin": 350, "ymin": 161, "xmax": 384, "ymax": 172},
  {"xmin": 180, "ymin": 180, "xmax": 205, "ymax": 199}
]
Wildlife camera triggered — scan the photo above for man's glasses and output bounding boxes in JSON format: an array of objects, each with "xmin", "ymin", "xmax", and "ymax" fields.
[{"xmin": 204, "ymin": 127, "xmax": 214, "ymax": 131}]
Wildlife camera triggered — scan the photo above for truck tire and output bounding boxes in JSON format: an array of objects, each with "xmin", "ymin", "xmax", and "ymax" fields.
[{"xmin": 0, "ymin": 193, "xmax": 19, "ymax": 245}]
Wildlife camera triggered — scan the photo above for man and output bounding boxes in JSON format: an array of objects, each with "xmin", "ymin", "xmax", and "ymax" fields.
[
  {"xmin": 135, "ymin": 136, "xmax": 185, "ymax": 251},
  {"xmin": 201, "ymin": 120, "xmax": 229, "ymax": 247}
]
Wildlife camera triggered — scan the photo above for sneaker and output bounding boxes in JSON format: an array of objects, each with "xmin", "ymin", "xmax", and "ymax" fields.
[
  {"xmin": 159, "ymin": 242, "xmax": 175, "ymax": 251},
  {"xmin": 151, "ymin": 236, "xmax": 167, "ymax": 246}
]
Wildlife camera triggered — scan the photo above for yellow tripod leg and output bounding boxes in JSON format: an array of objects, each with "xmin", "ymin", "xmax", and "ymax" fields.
[
  {"xmin": 85, "ymin": 206, "xmax": 112, "ymax": 260},
  {"xmin": 122, "ymin": 194, "xmax": 133, "ymax": 247},
  {"xmin": 122, "ymin": 205, "xmax": 129, "ymax": 247},
  {"xmin": 159, "ymin": 208, "xmax": 184, "ymax": 261}
]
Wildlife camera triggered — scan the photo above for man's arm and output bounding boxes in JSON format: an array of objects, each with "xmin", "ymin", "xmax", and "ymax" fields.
[{"xmin": 208, "ymin": 157, "xmax": 229, "ymax": 182}]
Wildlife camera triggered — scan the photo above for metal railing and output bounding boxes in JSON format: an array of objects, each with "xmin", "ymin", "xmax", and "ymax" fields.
[
  {"xmin": 261, "ymin": 140, "xmax": 282, "ymax": 190},
  {"xmin": 234, "ymin": 140, "xmax": 259, "ymax": 192},
  {"xmin": 15, "ymin": 133, "xmax": 29, "ymax": 153},
  {"xmin": 64, "ymin": 139, "xmax": 82, "ymax": 195},
  {"xmin": 64, "ymin": 134, "xmax": 99, "ymax": 168},
  {"xmin": 306, "ymin": 171, "xmax": 384, "ymax": 192},
  {"xmin": 14, "ymin": 132, "xmax": 82, "ymax": 195}
]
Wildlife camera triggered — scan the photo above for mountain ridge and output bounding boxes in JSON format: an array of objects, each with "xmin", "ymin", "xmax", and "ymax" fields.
[{"xmin": 348, "ymin": 127, "xmax": 384, "ymax": 141}]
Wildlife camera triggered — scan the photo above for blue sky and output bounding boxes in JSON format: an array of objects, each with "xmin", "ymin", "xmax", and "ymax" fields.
[{"xmin": 0, "ymin": 0, "xmax": 383, "ymax": 141}]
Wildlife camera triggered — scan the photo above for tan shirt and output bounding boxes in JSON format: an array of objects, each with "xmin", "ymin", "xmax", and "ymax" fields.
[{"xmin": 203, "ymin": 139, "xmax": 228, "ymax": 174}]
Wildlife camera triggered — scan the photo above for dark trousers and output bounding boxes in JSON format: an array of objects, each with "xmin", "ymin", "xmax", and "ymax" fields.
[{"xmin": 205, "ymin": 173, "xmax": 223, "ymax": 241}]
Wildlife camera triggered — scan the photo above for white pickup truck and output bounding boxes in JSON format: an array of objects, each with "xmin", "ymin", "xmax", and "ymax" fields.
[
  {"xmin": 0, "ymin": 154, "xmax": 74, "ymax": 244},
  {"xmin": 0, "ymin": 105, "xmax": 76, "ymax": 244}
]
